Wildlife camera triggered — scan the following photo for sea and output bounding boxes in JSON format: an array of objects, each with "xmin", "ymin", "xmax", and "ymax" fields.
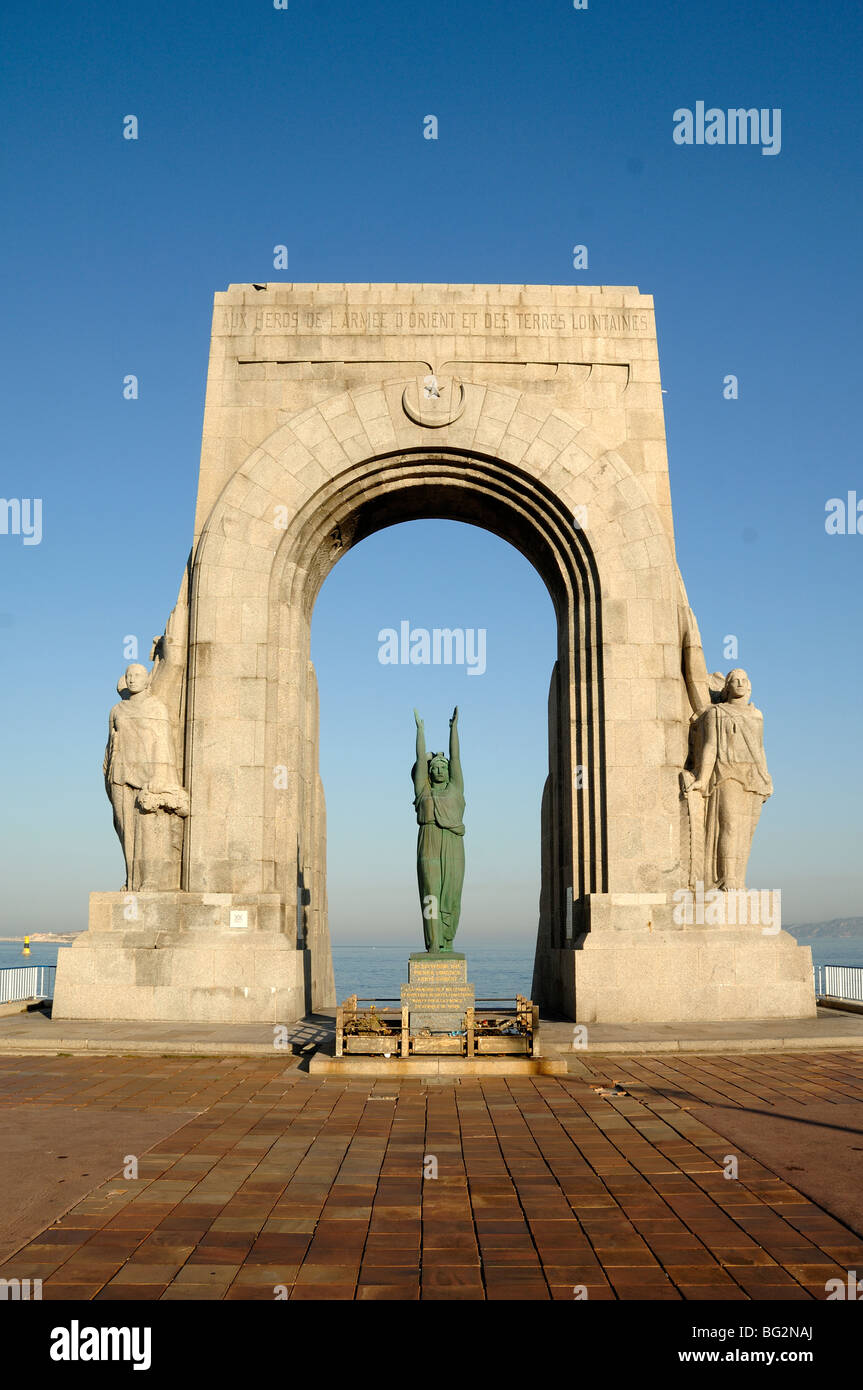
[
  {"xmin": 0, "ymin": 942, "xmax": 76, "ymax": 971},
  {"xmin": 0, "ymin": 941, "xmax": 535, "ymax": 1000},
  {"xmin": 1, "ymin": 937, "xmax": 862, "ymax": 999},
  {"xmin": 330, "ymin": 946, "xmax": 536, "ymax": 1002}
]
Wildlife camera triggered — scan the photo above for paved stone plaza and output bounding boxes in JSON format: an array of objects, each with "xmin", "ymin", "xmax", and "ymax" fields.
[{"xmin": 3, "ymin": 1049, "xmax": 863, "ymax": 1301}]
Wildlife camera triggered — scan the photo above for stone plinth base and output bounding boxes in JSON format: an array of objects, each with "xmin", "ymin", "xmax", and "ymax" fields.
[
  {"xmin": 310, "ymin": 1054, "xmax": 565, "ymax": 1077},
  {"xmin": 52, "ymin": 891, "xmax": 308, "ymax": 1024},
  {"xmin": 534, "ymin": 892, "xmax": 816, "ymax": 1023},
  {"xmin": 401, "ymin": 953, "xmax": 474, "ymax": 1033}
]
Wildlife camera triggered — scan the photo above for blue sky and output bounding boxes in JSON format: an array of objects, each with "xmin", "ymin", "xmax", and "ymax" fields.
[{"xmin": 0, "ymin": 0, "xmax": 860, "ymax": 939}]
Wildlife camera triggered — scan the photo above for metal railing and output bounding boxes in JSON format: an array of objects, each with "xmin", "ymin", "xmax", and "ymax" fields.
[
  {"xmin": 0, "ymin": 965, "xmax": 56, "ymax": 1004},
  {"xmin": 814, "ymin": 963, "xmax": 863, "ymax": 1005}
]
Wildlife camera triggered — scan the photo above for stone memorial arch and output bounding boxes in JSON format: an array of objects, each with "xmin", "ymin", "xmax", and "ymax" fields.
[{"xmin": 54, "ymin": 284, "xmax": 815, "ymax": 1025}]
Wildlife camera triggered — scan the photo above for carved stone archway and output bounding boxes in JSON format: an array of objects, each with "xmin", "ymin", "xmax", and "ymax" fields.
[
  {"xmin": 54, "ymin": 285, "xmax": 815, "ymax": 1027},
  {"xmin": 185, "ymin": 379, "xmax": 680, "ymax": 1014}
]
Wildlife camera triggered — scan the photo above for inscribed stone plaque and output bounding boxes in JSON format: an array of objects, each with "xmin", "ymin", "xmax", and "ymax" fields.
[{"xmin": 401, "ymin": 955, "xmax": 474, "ymax": 1033}]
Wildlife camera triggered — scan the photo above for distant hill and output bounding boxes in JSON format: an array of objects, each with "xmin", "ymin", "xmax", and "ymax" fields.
[{"xmin": 786, "ymin": 918, "xmax": 863, "ymax": 940}]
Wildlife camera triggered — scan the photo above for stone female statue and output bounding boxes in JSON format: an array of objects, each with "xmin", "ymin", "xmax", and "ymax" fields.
[
  {"xmin": 412, "ymin": 707, "xmax": 465, "ymax": 952},
  {"xmin": 684, "ymin": 668, "xmax": 773, "ymax": 891},
  {"xmin": 104, "ymin": 620, "xmax": 189, "ymax": 891}
]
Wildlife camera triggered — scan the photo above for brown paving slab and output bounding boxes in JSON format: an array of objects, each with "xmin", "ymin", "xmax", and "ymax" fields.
[
  {"xmin": 421, "ymin": 1267, "xmax": 484, "ymax": 1288},
  {"xmin": 712, "ymin": 1248, "xmax": 780, "ymax": 1267},
  {"xmin": 362, "ymin": 1247, "xmax": 419, "ymax": 1266},
  {"xmin": 357, "ymin": 1266, "xmax": 420, "ymax": 1285},
  {"xmin": 542, "ymin": 1259, "xmax": 605, "ymax": 1278},
  {"xmin": 42, "ymin": 1282, "xmax": 107, "ymax": 1300},
  {"xmin": 172, "ymin": 1264, "xmax": 239, "ymax": 1287},
  {"xmin": 102, "ymin": 1262, "xmax": 182, "ymax": 1284},
  {"xmin": 230, "ymin": 1263, "xmax": 299, "ymax": 1285},
  {"xmin": 246, "ymin": 1235, "xmax": 311, "ymax": 1261},
  {"xmin": 305, "ymin": 1217, "xmax": 368, "ymax": 1239},
  {"xmin": 478, "ymin": 1231, "xmax": 539, "ymax": 1250},
  {"xmin": 290, "ymin": 1283, "xmax": 355, "ymax": 1300},
  {"xmin": 3, "ymin": 1243, "xmax": 81, "ymax": 1271},
  {"xmin": 678, "ymin": 1285, "xmax": 749, "ymax": 1300},
  {"xmin": 729, "ymin": 1266, "xmax": 807, "ymax": 1292},
  {"xmin": 421, "ymin": 1288, "xmax": 485, "ymax": 1300},
  {"xmin": 550, "ymin": 1283, "xmax": 616, "ymax": 1300},
  {"xmin": 130, "ymin": 1238, "xmax": 197, "ymax": 1261},
  {"xmin": 0, "ymin": 1258, "xmax": 70, "ymax": 1281},
  {"xmin": 422, "ymin": 1227, "xmax": 478, "ymax": 1246},
  {"xmin": 367, "ymin": 1218, "xmax": 421, "ymax": 1235},
  {"xmin": 592, "ymin": 1247, "xmax": 662, "ymax": 1267},
  {"xmin": 301, "ymin": 1249, "xmax": 366, "ymax": 1266},
  {"xmin": 615, "ymin": 1286, "xmax": 682, "ymax": 1301},
  {"xmin": 185, "ymin": 1248, "xmax": 250, "ymax": 1266},
  {"xmin": 475, "ymin": 1220, "xmax": 532, "ymax": 1236},
  {"xmin": 160, "ymin": 1284, "xmax": 227, "ymax": 1300},
  {"xmin": 363, "ymin": 1230, "xmax": 419, "ymax": 1247},
  {"xmin": 294, "ymin": 1262, "xmax": 360, "ymax": 1284},
  {"xmin": 357, "ymin": 1284, "xmax": 420, "ymax": 1299},
  {"xmin": 420, "ymin": 1247, "xmax": 480, "ymax": 1266},
  {"xmin": 225, "ymin": 1284, "xmax": 285, "ymax": 1299},
  {"xmin": 260, "ymin": 1217, "xmax": 317, "ymax": 1233},
  {"xmin": 734, "ymin": 1281, "xmax": 814, "ymax": 1300},
  {"xmin": 661, "ymin": 1264, "xmax": 733, "ymax": 1285},
  {"xmin": 482, "ymin": 1252, "xmax": 543, "ymax": 1270},
  {"xmin": 95, "ymin": 1284, "xmax": 168, "ymax": 1300},
  {"xmin": 486, "ymin": 1281, "xmax": 550, "ymax": 1300},
  {"xmin": 48, "ymin": 1255, "xmax": 129, "ymax": 1283},
  {"xmin": 606, "ymin": 1265, "xmax": 676, "ymax": 1288},
  {"xmin": 643, "ymin": 1241, "xmax": 718, "ymax": 1265}
]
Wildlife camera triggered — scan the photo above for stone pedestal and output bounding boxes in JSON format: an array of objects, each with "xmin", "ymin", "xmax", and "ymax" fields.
[
  {"xmin": 52, "ymin": 891, "xmax": 308, "ymax": 1023},
  {"xmin": 401, "ymin": 953, "xmax": 475, "ymax": 1033},
  {"xmin": 533, "ymin": 891, "xmax": 816, "ymax": 1023}
]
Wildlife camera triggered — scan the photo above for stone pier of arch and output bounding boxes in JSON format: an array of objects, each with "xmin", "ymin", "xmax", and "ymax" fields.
[{"xmin": 53, "ymin": 284, "xmax": 815, "ymax": 1027}]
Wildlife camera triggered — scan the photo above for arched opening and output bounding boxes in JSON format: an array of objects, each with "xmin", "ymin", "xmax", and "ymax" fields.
[
  {"xmin": 309, "ymin": 517, "xmax": 557, "ymax": 998},
  {"xmin": 186, "ymin": 447, "xmax": 607, "ymax": 1011}
]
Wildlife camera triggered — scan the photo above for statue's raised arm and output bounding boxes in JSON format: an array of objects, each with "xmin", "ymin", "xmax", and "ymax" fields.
[
  {"xmin": 448, "ymin": 706, "xmax": 463, "ymax": 792},
  {"xmin": 147, "ymin": 569, "xmax": 189, "ymax": 725},
  {"xmin": 413, "ymin": 708, "xmax": 428, "ymax": 798}
]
